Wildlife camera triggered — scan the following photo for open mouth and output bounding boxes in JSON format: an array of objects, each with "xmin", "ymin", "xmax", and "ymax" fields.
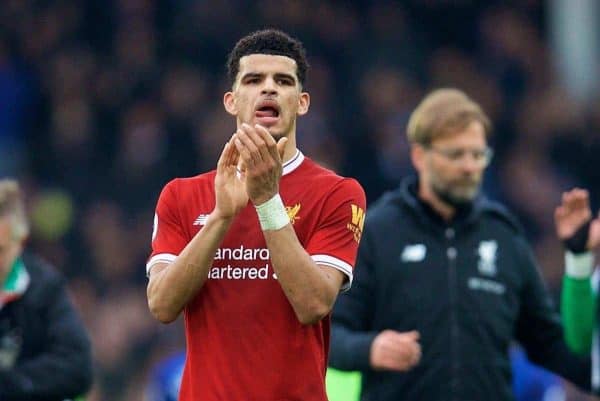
[
  {"xmin": 256, "ymin": 106, "xmax": 279, "ymax": 118},
  {"xmin": 255, "ymin": 101, "xmax": 280, "ymax": 126}
]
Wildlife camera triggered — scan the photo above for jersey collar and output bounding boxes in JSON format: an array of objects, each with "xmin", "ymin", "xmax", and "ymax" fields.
[
  {"xmin": 0, "ymin": 257, "xmax": 30, "ymax": 308},
  {"xmin": 282, "ymin": 150, "xmax": 304, "ymax": 176}
]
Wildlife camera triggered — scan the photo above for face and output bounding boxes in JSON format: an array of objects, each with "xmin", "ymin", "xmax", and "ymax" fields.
[
  {"xmin": 224, "ymin": 54, "xmax": 310, "ymax": 139},
  {"xmin": 0, "ymin": 217, "xmax": 23, "ymax": 282},
  {"xmin": 416, "ymin": 121, "xmax": 490, "ymax": 207}
]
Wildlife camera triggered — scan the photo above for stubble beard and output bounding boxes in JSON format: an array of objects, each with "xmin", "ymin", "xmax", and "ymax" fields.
[{"xmin": 431, "ymin": 176, "xmax": 481, "ymax": 209}]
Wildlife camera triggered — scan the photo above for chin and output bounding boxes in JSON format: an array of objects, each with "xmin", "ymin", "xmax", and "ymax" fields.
[{"xmin": 264, "ymin": 129, "xmax": 288, "ymax": 141}]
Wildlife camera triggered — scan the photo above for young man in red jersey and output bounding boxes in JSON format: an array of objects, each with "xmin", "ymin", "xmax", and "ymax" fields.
[{"xmin": 146, "ymin": 29, "xmax": 366, "ymax": 401}]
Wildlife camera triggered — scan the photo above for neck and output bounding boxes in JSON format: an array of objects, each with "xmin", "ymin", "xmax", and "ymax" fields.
[
  {"xmin": 281, "ymin": 134, "xmax": 297, "ymax": 163},
  {"xmin": 281, "ymin": 142, "xmax": 297, "ymax": 164},
  {"xmin": 418, "ymin": 181, "xmax": 455, "ymax": 222}
]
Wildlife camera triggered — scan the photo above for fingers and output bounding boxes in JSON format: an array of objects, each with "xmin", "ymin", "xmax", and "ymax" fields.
[
  {"xmin": 371, "ymin": 330, "xmax": 421, "ymax": 371},
  {"xmin": 384, "ymin": 330, "xmax": 419, "ymax": 347},
  {"xmin": 561, "ymin": 188, "xmax": 589, "ymax": 209},
  {"xmin": 253, "ymin": 124, "xmax": 288, "ymax": 161},
  {"xmin": 277, "ymin": 137, "xmax": 288, "ymax": 160},
  {"xmin": 217, "ymin": 138, "xmax": 237, "ymax": 172},
  {"xmin": 405, "ymin": 330, "xmax": 420, "ymax": 340},
  {"xmin": 557, "ymin": 188, "xmax": 591, "ymax": 220},
  {"xmin": 588, "ymin": 216, "xmax": 600, "ymax": 248},
  {"xmin": 234, "ymin": 131, "xmax": 261, "ymax": 168},
  {"xmin": 255, "ymin": 124, "xmax": 287, "ymax": 161},
  {"xmin": 234, "ymin": 124, "xmax": 272, "ymax": 166}
]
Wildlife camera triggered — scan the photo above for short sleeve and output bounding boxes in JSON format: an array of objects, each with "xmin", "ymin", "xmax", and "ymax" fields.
[
  {"xmin": 305, "ymin": 178, "xmax": 366, "ymax": 291},
  {"xmin": 146, "ymin": 180, "xmax": 188, "ymax": 275}
]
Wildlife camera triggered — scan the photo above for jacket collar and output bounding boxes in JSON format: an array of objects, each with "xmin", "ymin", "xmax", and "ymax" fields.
[{"xmin": 395, "ymin": 175, "xmax": 486, "ymax": 228}]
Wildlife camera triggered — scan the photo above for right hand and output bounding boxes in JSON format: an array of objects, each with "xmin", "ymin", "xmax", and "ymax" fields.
[
  {"xmin": 370, "ymin": 330, "xmax": 421, "ymax": 372},
  {"xmin": 554, "ymin": 188, "xmax": 600, "ymax": 250},
  {"xmin": 232, "ymin": 124, "xmax": 288, "ymax": 206},
  {"xmin": 213, "ymin": 138, "xmax": 249, "ymax": 220}
]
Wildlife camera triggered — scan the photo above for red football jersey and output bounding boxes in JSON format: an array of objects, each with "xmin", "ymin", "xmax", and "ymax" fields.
[{"xmin": 148, "ymin": 151, "xmax": 366, "ymax": 401}]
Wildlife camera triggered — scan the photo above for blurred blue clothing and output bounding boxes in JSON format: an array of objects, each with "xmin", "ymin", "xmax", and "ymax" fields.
[
  {"xmin": 145, "ymin": 352, "xmax": 185, "ymax": 401},
  {"xmin": 0, "ymin": 58, "xmax": 33, "ymax": 176},
  {"xmin": 147, "ymin": 348, "xmax": 563, "ymax": 401},
  {"xmin": 511, "ymin": 346, "xmax": 565, "ymax": 401}
]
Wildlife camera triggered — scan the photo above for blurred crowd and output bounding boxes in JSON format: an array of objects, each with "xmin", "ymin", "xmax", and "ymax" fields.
[{"xmin": 0, "ymin": 1, "xmax": 599, "ymax": 400}]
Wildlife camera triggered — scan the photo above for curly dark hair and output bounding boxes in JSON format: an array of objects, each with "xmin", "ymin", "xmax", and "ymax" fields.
[{"xmin": 227, "ymin": 29, "xmax": 309, "ymax": 88}]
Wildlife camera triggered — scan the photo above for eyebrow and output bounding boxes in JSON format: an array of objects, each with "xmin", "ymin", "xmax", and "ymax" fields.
[{"xmin": 240, "ymin": 72, "xmax": 297, "ymax": 84}]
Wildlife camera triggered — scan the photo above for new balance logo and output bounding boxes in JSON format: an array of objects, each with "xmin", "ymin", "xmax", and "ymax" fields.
[{"xmin": 193, "ymin": 214, "xmax": 209, "ymax": 226}]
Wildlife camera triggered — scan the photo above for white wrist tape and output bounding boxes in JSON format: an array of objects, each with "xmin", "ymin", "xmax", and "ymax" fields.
[
  {"xmin": 255, "ymin": 194, "xmax": 289, "ymax": 231},
  {"xmin": 565, "ymin": 251, "xmax": 595, "ymax": 278}
]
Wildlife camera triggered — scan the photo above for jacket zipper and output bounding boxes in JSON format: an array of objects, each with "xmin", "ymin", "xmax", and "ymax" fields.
[{"xmin": 446, "ymin": 227, "xmax": 459, "ymax": 400}]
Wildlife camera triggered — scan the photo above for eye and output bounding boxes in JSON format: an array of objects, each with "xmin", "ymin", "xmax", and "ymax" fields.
[
  {"xmin": 277, "ymin": 78, "xmax": 294, "ymax": 86},
  {"xmin": 446, "ymin": 149, "xmax": 464, "ymax": 160},
  {"xmin": 243, "ymin": 76, "xmax": 261, "ymax": 85},
  {"xmin": 472, "ymin": 151, "xmax": 486, "ymax": 160}
]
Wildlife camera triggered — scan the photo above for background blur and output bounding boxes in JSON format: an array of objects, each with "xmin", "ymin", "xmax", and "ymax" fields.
[{"xmin": 1, "ymin": 0, "xmax": 599, "ymax": 400}]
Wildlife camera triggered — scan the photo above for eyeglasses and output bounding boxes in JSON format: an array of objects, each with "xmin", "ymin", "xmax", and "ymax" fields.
[{"xmin": 424, "ymin": 145, "xmax": 494, "ymax": 167}]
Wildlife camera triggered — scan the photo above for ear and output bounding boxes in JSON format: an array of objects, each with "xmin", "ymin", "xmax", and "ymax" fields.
[
  {"xmin": 296, "ymin": 92, "xmax": 310, "ymax": 116},
  {"xmin": 411, "ymin": 144, "xmax": 425, "ymax": 173},
  {"xmin": 223, "ymin": 91, "xmax": 237, "ymax": 116}
]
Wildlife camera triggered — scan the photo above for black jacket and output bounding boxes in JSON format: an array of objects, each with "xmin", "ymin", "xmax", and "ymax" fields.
[
  {"xmin": 330, "ymin": 177, "xmax": 591, "ymax": 401},
  {"xmin": 0, "ymin": 254, "xmax": 93, "ymax": 401}
]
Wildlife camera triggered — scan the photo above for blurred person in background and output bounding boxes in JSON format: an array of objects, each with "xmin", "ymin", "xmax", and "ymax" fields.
[
  {"xmin": 145, "ymin": 29, "xmax": 365, "ymax": 401},
  {"xmin": 144, "ymin": 351, "xmax": 184, "ymax": 401},
  {"xmin": 329, "ymin": 88, "xmax": 592, "ymax": 401},
  {"xmin": 326, "ymin": 347, "xmax": 566, "ymax": 401},
  {"xmin": 0, "ymin": 179, "xmax": 92, "ymax": 401},
  {"xmin": 556, "ymin": 188, "xmax": 600, "ymax": 395}
]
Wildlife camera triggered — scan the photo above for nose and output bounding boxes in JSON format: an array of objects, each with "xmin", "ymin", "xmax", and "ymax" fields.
[
  {"xmin": 460, "ymin": 153, "xmax": 482, "ymax": 174},
  {"xmin": 261, "ymin": 77, "xmax": 277, "ymax": 96}
]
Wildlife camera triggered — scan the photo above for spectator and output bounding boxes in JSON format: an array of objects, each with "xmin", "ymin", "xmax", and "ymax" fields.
[
  {"xmin": 555, "ymin": 188, "xmax": 600, "ymax": 396},
  {"xmin": 0, "ymin": 179, "xmax": 92, "ymax": 400}
]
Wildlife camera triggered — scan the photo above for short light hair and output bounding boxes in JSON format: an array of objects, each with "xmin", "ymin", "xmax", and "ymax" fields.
[
  {"xmin": 0, "ymin": 179, "xmax": 29, "ymax": 240},
  {"xmin": 407, "ymin": 88, "xmax": 491, "ymax": 145}
]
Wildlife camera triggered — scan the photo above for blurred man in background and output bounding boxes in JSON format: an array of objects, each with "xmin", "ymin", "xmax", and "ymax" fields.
[
  {"xmin": 146, "ymin": 29, "xmax": 365, "ymax": 401},
  {"xmin": 329, "ymin": 88, "xmax": 592, "ymax": 401},
  {"xmin": 0, "ymin": 179, "xmax": 92, "ymax": 400}
]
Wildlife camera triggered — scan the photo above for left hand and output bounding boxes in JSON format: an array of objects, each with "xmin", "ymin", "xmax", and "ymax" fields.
[
  {"xmin": 554, "ymin": 188, "xmax": 600, "ymax": 251},
  {"xmin": 233, "ymin": 123, "xmax": 288, "ymax": 205}
]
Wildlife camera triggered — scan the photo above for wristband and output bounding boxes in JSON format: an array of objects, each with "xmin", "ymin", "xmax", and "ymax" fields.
[
  {"xmin": 565, "ymin": 250, "xmax": 594, "ymax": 278},
  {"xmin": 563, "ymin": 219, "xmax": 591, "ymax": 253},
  {"xmin": 255, "ymin": 194, "xmax": 289, "ymax": 231}
]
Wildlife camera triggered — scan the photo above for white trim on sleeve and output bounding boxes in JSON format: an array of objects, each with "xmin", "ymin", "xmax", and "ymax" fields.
[
  {"xmin": 146, "ymin": 253, "xmax": 177, "ymax": 276},
  {"xmin": 565, "ymin": 251, "xmax": 595, "ymax": 279},
  {"xmin": 311, "ymin": 254, "xmax": 354, "ymax": 292}
]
